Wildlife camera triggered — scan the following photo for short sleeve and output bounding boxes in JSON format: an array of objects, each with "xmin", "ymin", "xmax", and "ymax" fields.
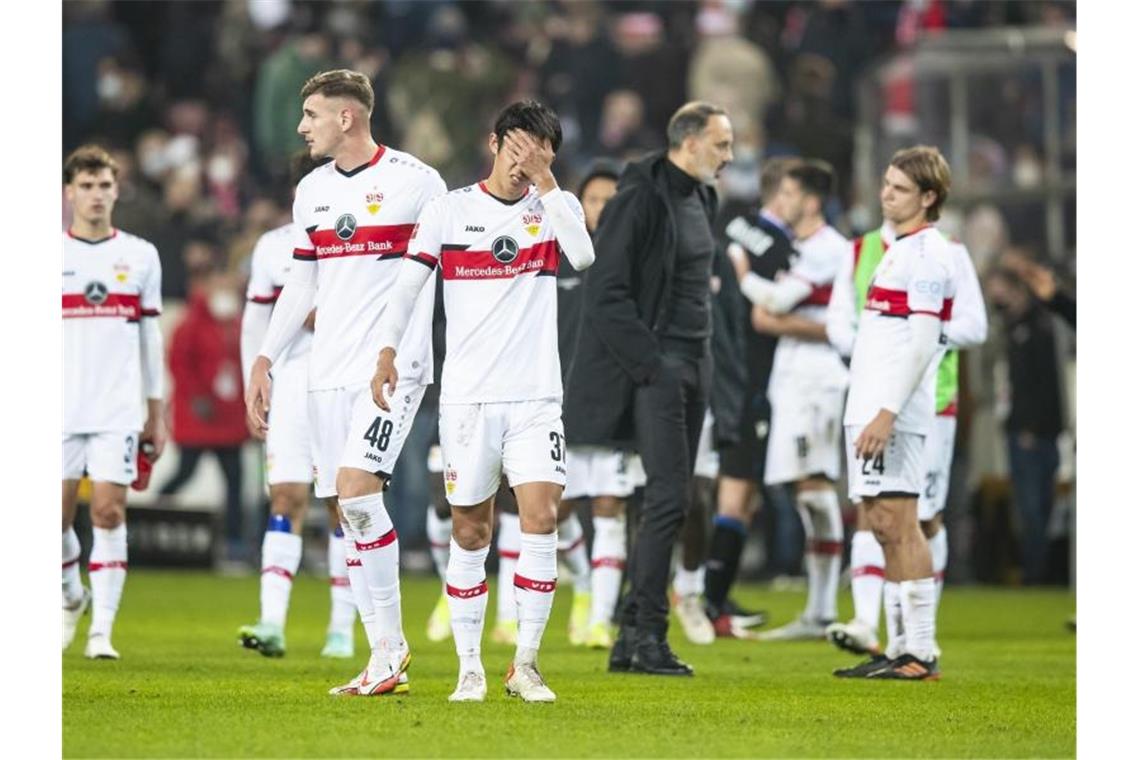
[
  {"xmin": 405, "ymin": 194, "xmax": 446, "ymax": 269},
  {"xmin": 291, "ymin": 189, "xmax": 316, "ymax": 262},
  {"xmin": 907, "ymin": 241, "xmax": 951, "ymax": 317},
  {"xmin": 140, "ymin": 244, "xmax": 163, "ymax": 317},
  {"xmin": 245, "ymin": 233, "xmax": 279, "ymax": 304}
]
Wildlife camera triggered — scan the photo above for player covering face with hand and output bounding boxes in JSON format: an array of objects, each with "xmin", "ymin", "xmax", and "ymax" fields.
[{"xmin": 371, "ymin": 100, "xmax": 595, "ymax": 703}]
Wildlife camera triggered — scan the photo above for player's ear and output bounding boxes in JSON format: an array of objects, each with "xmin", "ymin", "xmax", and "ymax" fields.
[{"xmin": 488, "ymin": 132, "xmax": 500, "ymax": 156}]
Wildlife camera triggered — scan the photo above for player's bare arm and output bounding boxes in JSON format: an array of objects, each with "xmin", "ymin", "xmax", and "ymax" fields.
[
  {"xmin": 751, "ymin": 305, "xmax": 828, "ymax": 342},
  {"xmin": 245, "ymin": 356, "xmax": 272, "ymax": 439}
]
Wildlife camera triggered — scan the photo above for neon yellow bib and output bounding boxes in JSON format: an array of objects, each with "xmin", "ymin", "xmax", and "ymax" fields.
[{"xmin": 853, "ymin": 229, "xmax": 957, "ymax": 414}]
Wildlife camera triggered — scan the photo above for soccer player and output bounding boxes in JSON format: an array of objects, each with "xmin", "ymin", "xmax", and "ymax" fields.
[
  {"xmin": 371, "ymin": 100, "xmax": 595, "ymax": 702},
  {"xmin": 832, "ymin": 146, "xmax": 957, "ymax": 680},
  {"xmin": 558, "ymin": 162, "xmax": 625, "ymax": 649},
  {"xmin": 63, "ymin": 145, "xmax": 166, "ymax": 659},
  {"xmin": 245, "ymin": 70, "xmax": 445, "ymax": 696},
  {"xmin": 727, "ymin": 161, "xmax": 850, "ymax": 641},
  {"xmin": 237, "ymin": 153, "xmax": 357, "ymax": 659},
  {"xmin": 824, "ymin": 199, "xmax": 986, "ymax": 665}
]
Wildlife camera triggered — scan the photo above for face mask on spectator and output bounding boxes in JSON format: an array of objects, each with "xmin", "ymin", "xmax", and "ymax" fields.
[
  {"xmin": 208, "ymin": 291, "xmax": 241, "ymax": 320},
  {"xmin": 98, "ymin": 72, "xmax": 123, "ymax": 102}
]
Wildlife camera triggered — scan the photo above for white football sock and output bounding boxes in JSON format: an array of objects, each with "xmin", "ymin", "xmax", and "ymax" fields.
[
  {"xmin": 88, "ymin": 525, "xmax": 127, "ymax": 638},
  {"xmin": 327, "ymin": 528, "xmax": 355, "ymax": 635},
  {"xmin": 63, "ymin": 527, "xmax": 84, "ymax": 606},
  {"xmin": 514, "ymin": 531, "xmax": 557, "ymax": 665},
  {"xmin": 496, "ymin": 512, "xmax": 521, "ymax": 624},
  {"xmin": 928, "ymin": 526, "xmax": 948, "ymax": 627},
  {"xmin": 557, "ymin": 513, "xmax": 591, "ymax": 594},
  {"xmin": 426, "ymin": 508, "xmax": 452, "ymax": 583},
  {"xmin": 259, "ymin": 529, "xmax": 302, "ymax": 627},
  {"xmin": 797, "ymin": 489, "xmax": 843, "ymax": 623},
  {"xmin": 900, "ymin": 577, "xmax": 937, "ymax": 661},
  {"xmin": 850, "ymin": 529, "xmax": 885, "ymax": 633},
  {"xmin": 342, "ymin": 524, "xmax": 379, "ymax": 648},
  {"xmin": 671, "ymin": 563, "xmax": 705, "ymax": 597},
  {"xmin": 883, "ymin": 581, "xmax": 905, "ymax": 659},
  {"xmin": 340, "ymin": 492, "xmax": 404, "ymax": 649},
  {"xmin": 590, "ymin": 515, "xmax": 626, "ymax": 626},
  {"xmin": 446, "ymin": 539, "xmax": 489, "ymax": 675}
]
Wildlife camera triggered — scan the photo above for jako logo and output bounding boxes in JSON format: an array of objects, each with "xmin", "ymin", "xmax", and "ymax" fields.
[{"xmin": 465, "ymin": 225, "xmax": 485, "ymax": 232}]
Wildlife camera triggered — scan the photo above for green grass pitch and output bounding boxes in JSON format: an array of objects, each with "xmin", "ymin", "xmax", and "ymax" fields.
[{"xmin": 63, "ymin": 572, "xmax": 1075, "ymax": 758}]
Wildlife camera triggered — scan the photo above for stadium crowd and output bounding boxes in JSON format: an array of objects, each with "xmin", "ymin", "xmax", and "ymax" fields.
[{"xmin": 62, "ymin": 0, "xmax": 1076, "ymax": 592}]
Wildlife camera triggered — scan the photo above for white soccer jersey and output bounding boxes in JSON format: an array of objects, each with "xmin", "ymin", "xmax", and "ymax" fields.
[
  {"xmin": 769, "ymin": 224, "xmax": 849, "ymax": 393},
  {"xmin": 408, "ymin": 182, "xmax": 585, "ymax": 404},
  {"xmin": 292, "ymin": 146, "xmax": 444, "ymax": 390},
  {"xmin": 843, "ymin": 226, "xmax": 956, "ymax": 435},
  {"xmin": 246, "ymin": 223, "xmax": 311, "ymax": 373},
  {"xmin": 63, "ymin": 229, "xmax": 162, "ymax": 433}
]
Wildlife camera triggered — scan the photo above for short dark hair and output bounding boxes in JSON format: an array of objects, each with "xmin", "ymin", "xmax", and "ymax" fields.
[
  {"xmin": 666, "ymin": 101, "xmax": 727, "ymax": 150},
  {"xmin": 63, "ymin": 144, "xmax": 119, "ymax": 184},
  {"xmin": 493, "ymin": 100, "xmax": 563, "ymax": 153},
  {"xmin": 759, "ymin": 157, "xmax": 803, "ymax": 205},
  {"xmin": 576, "ymin": 160, "xmax": 622, "ymax": 198},
  {"xmin": 786, "ymin": 160, "xmax": 835, "ymax": 203},
  {"xmin": 300, "ymin": 69, "xmax": 374, "ymax": 114}
]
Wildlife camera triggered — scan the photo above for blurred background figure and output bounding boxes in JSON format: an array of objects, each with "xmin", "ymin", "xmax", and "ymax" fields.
[{"xmin": 158, "ymin": 253, "xmax": 249, "ymax": 567}]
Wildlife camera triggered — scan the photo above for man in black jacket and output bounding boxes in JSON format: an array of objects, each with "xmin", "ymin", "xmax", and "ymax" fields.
[{"xmin": 564, "ymin": 102, "xmax": 733, "ymax": 676}]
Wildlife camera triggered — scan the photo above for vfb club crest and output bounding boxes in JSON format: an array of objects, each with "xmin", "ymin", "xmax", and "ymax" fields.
[
  {"xmin": 491, "ymin": 235, "xmax": 520, "ymax": 264},
  {"xmin": 335, "ymin": 213, "xmax": 357, "ymax": 241}
]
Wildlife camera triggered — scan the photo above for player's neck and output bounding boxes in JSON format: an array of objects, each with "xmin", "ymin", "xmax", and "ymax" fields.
[
  {"xmin": 483, "ymin": 173, "xmax": 528, "ymax": 201},
  {"xmin": 893, "ymin": 213, "xmax": 928, "ymax": 237},
  {"xmin": 793, "ymin": 215, "xmax": 824, "ymax": 241},
  {"xmin": 70, "ymin": 217, "xmax": 113, "ymax": 240},
  {"xmin": 332, "ymin": 136, "xmax": 380, "ymax": 173}
]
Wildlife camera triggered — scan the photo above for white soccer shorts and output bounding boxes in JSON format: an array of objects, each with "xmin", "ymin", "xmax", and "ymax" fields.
[
  {"xmin": 918, "ymin": 415, "xmax": 957, "ymax": 521},
  {"xmin": 426, "ymin": 444, "xmax": 444, "ymax": 474},
  {"xmin": 62, "ymin": 431, "xmax": 139, "ymax": 485},
  {"xmin": 694, "ymin": 410, "xmax": 720, "ymax": 480},
  {"xmin": 844, "ymin": 424, "xmax": 926, "ymax": 500},
  {"xmin": 627, "ymin": 453, "xmax": 647, "ymax": 489},
  {"xmin": 564, "ymin": 446, "xmax": 634, "ymax": 500},
  {"xmin": 265, "ymin": 364, "xmax": 314, "ymax": 486},
  {"xmin": 764, "ymin": 387, "xmax": 845, "ymax": 485},
  {"xmin": 308, "ymin": 379, "xmax": 427, "ymax": 499},
  {"xmin": 439, "ymin": 398, "xmax": 565, "ymax": 506}
]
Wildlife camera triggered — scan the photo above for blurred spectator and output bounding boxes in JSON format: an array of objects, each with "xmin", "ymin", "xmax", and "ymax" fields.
[
  {"xmin": 63, "ymin": 0, "xmax": 129, "ymax": 148},
  {"xmin": 158, "ymin": 268, "xmax": 249, "ymax": 563},
  {"xmin": 1002, "ymin": 249, "xmax": 1075, "ymax": 327},
  {"xmin": 252, "ymin": 30, "xmax": 333, "ymax": 179},
  {"xmin": 985, "ymin": 259, "xmax": 1066, "ymax": 584},
  {"xmin": 596, "ymin": 90, "xmax": 659, "ymax": 159}
]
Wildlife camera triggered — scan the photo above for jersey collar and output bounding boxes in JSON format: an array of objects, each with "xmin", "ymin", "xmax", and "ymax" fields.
[
  {"xmin": 67, "ymin": 228, "xmax": 118, "ymax": 245},
  {"xmin": 335, "ymin": 145, "xmax": 386, "ymax": 178},
  {"xmin": 478, "ymin": 181, "xmax": 530, "ymax": 206},
  {"xmin": 894, "ymin": 223, "xmax": 932, "ymax": 242}
]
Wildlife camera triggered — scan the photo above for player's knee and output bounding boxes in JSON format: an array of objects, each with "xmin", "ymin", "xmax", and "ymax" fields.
[
  {"xmin": 520, "ymin": 507, "xmax": 557, "ymax": 535},
  {"xmin": 867, "ymin": 507, "xmax": 900, "ymax": 546},
  {"xmin": 90, "ymin": 499, "xmax": 126, "ymax": 529},
  {"xmin": 452, "ymin": 515, "xmax": 491, "ymax": 550},
  {"xmin": 270, "ymin": 490, "xmax": 307, "ymax": 522},
  {"xmin": 592, "ymin": 496, "xmax": 623, "ymax": 518},
  {"xmin": 335, "ymin": 467, "xmax": 381, "ymax": 499}
]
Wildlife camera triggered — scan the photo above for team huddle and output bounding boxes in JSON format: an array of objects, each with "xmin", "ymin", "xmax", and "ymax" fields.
[{"xmin": 62, "ymin": 68, "xmax": 984, "ymax": 697}]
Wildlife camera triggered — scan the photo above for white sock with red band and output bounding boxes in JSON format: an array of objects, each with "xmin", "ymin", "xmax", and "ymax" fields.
[
  {"xmin": 557, "ymin": 513, "xmax": 591, "ymax": 593},
  {"xmin": 850, "ymin": 529, "xmax": 885, "ymax": 633},
  {"xmin": 496, "ymin": 513, "xmax": 521, "ymax": 624},
  {"xmin": 342, "ymin": 529, "xmax": 379, "ymax": 648},
  {"xmin": 797, "ymin": 489, "xmax": 843, "ymax": 622},
  {"xmin": 260, "ymin": 529, "xmax": 302, "ymax": 628},
  {"xmin": 929, "ymin": 526, "xmax": 948, "ymax": 623},
  {"xmin": 327, "ymin": 527, "xmax": 355, "ymax": 635},
  {"xmin": 514, "ymin": 531, "xmax": 557, "ymax": 666},
  {"xmin": 426, "ymin": 508, "xmax": 452, "ymax": 583},
  {"xmin": 883, "ymin": 581, "xmax": 905, "ymax": 659},
  {"xmin": 900, "ymin": 577, "xmax": 937, "ymax": 661},
  {"xmin": 446, "ymin": 539, "xmax": 490, "ymax": 675},
  {"xmin": 590, "ymin": 515, "xmax": 626, "ymax": 626},
  {"xmin": 88, "ymin": 525, "xmax": 127, "ymax": 638},
  {"xmin": 63, "ymin": 527, "xmax": 84, "ymax": 606},
  {"xmin": 340, "ymin": 492, "xmax": 404, "ymax": 649}
]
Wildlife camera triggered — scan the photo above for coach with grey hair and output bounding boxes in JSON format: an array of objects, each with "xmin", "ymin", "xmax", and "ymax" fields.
[{"xmin": 564, "ymin": 102, "xmax": 733, "ymax": 675}]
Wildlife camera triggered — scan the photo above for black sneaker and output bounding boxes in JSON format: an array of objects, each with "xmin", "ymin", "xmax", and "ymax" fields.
[
  {"xmin": 629, "ymin": 633, "xmax": 694, "ymax": 676},
  {"xmin": 608, "ymin": 625, "xmax": 638, "ymax": 673},
  {"xmin": 724, "ymin": 597, "xmax": 768, "ymax": 629},
  {"xmin": 833, "ymin": 654, "xmax": 890, "ymax": 678},
  {"xmin": 865, "ymin": 653, "xmax": 941, "ymax": 681}
]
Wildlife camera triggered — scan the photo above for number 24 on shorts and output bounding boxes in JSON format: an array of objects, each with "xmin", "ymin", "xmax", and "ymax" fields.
[{"xmin": 861, "ymin": 452, "xmax": 885, "ymax": 476}]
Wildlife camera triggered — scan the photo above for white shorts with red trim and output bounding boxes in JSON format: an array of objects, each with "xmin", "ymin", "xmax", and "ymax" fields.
[
  {"xmin": 563, "ymin": 446, "xmax": 633, "ymax": 500},
  {"xmin": 439, "ymin": 398, "xmax": 565, "ymax": 506},
  {"xmin": 63, "ymin": 431, "xmax": 138, "ymax": 485},
  {"xmin": 308, "ymin": 379, "xmax": 427, "ymax": 499},
  {"xmin": 266, "ymin": 362, "xmax": 313, "ymax": 486},
  {"xmin": 918, "ymin": 415, "xmax": 957, "ymax": 521},
  {"xmin": 844, "ymin": 424, "xmax": 925, "ymax": 500},
  {"xmin": 765, "ymin": 386, "xmax": 845, "ymax": 485}
]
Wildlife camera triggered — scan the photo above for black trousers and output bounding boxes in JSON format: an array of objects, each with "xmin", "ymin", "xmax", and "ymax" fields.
[
  {"xmin": 621, "ymin": 351, "xmax": 711, "ymax": 636},
  {"xmin": 159, "ymin": 445, "xmax": 244, "ymax": 545}
]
